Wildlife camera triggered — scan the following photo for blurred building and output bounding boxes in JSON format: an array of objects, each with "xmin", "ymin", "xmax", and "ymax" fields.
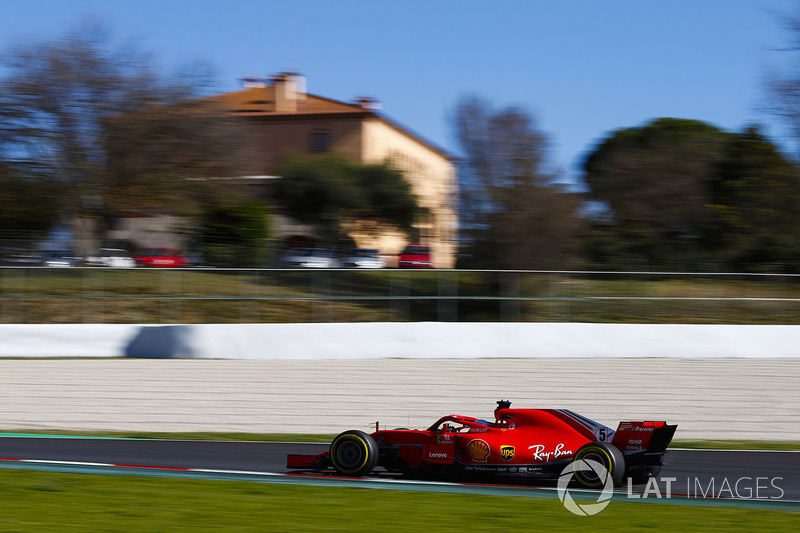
[
  {"xmin": 70, "ymin": 72, "xmax": 457, "ymax": 267},
  {"xmin": 202, "ymin": 72, "xmax": 458, "ymax": 268}
]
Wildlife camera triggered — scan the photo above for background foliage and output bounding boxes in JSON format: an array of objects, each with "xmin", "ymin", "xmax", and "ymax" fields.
[
  {"xmin": 276, "ymin": 153, "xmax": 420, "ymax": 247},
  {"xmin": 0, "ymin": 22, "xmax": 247, "ymax": 248},
  {"xmin": 582, "ymin": 119, "xmax": 800, "ymax": 272},
  {"xmin": 3, "ymin": 15, "xmax": 800, "ymax": 271},
  {"xmin": 199, "ymin": 202, "xmax": 271, "ymax": 268},
  {"xmin": 452, "ymin": 96, "xmax": 583, "ymax": 269}
]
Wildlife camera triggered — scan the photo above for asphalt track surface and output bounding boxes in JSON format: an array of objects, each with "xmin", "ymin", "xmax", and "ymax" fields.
[{"xmin": 0, "ymin": 437, "xmax": 797, "ymax": 507}]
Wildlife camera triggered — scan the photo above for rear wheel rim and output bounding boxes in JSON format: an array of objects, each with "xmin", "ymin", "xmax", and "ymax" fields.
[{"xmin": 575, "ymin": 449, "xmax": 610, "ymax": 485}]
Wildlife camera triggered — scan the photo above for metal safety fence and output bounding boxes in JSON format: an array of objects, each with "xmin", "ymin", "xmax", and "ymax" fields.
[{"xmin": 2, "ymin": 267, "xmax": 800, "ymax": 324}]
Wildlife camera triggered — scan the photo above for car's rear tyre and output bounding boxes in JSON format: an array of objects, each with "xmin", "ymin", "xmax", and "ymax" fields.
[
  {"xmin": 330, "ymin": 430, "xmax": 378, "ymax": 476},
  {"xmin": 572, "ymin": 442, "xmax": 625, "ymax": 488}
]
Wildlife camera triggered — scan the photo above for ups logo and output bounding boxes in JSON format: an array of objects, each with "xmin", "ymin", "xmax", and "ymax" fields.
[{"xmin": 500, "ymin": 445, "xmax": 515, "ymax": 461}]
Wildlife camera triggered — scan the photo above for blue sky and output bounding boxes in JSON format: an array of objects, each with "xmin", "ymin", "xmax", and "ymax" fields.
[{"xmin": 1, "ymin": 0, "xmax": 796, "ymax": 182}]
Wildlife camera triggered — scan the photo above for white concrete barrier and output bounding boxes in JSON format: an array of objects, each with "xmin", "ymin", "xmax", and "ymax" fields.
[
  {"xmin": 0, "ymin": 358, "xmax": 797, "ymax": 440},
  {"xmin": 0, "ymin": 324, "xmax": 140, "ymax": 358},
  {"xmin": 1, "ymin": 324, "xmax": 798, "ymax": 439},
  {"xmin": 1, "ymin": 322, "xmax": 800, "ymax": 359}
]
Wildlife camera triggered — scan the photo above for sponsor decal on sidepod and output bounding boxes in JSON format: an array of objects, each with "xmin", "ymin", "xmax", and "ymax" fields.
[
  {"xmin": 500, "ymin": 445, "xmax": 515, "ymax": 461},
  {"xmin": 528, "ymin": 443, "xmax": 573, "ymax": 462},
  {"xmin": 467, "ymin": 439, "xmax": 490, "ymax": 462}
]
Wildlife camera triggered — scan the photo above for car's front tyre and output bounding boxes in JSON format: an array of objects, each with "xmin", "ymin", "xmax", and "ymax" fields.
[{"xmin": 329, "ymin": 430, "xmax": 379, "ymax": 476}]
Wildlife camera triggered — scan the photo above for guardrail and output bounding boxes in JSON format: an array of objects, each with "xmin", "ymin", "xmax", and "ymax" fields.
[{"xmin": 1, "ymin": 267, "xmax": 799, "ymax": 324}]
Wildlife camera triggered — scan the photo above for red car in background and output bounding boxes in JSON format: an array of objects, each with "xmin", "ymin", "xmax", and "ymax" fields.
[
  {"xmin": 397, "ymin": 244, "xmax": 433, "ymax": 269},
  {"xmin": 133, "ymin": 248, "xmax": 189, "ymax": 268}
]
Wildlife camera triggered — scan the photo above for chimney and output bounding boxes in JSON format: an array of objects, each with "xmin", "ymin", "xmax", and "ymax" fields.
[
  {"xmin": 355, "ymin": 96, "xmax": 381, "ymax": 110},
  {"xmin": 272, "ymin": 71, "xmax": 306, "ymax": 112}
]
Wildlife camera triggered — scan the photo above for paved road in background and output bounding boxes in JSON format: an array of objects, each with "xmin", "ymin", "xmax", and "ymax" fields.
[{"xmin": 0, "ymin": 437, "xmax": 796, "ymax": 501}]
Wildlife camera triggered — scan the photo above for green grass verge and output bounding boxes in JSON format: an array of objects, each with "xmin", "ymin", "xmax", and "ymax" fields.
[
  {"xmin": 672, "ymin": 440, "xmax": 800, "ymax": 451},
  {"xmin": 4, "ymin": 267, "xmax": 800, "ymax": 324},
  {"xmin": 0, "ymin": 431, "xmax": 335, "ymax": 442},
  {"xmin": 0, "ymin": 470, "xmax": 796, "ymax": 532},
  {"xmin": 2, "ymin": 431, "xmax": 799, "ymax": 450}
]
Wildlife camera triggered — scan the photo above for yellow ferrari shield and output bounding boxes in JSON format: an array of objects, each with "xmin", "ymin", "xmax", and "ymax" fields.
[{"xmin": 500, "ymin": 445, "xmax": 515, "ymax": 461}]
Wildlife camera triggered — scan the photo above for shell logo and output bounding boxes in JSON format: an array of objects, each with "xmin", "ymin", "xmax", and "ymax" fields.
[{"xmin": 467, "ymin": 439, "xmax": 490, "ymax": 462}]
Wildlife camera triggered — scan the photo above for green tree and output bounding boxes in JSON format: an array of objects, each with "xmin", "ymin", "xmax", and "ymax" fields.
[
  {"xmin": 199, "ymin": 202, "xmax": 270, "ymax": 267},
  {"xmin": 276, "ymin": 153, "xmax": 419, "ymax": 246},
  {"xmin": 354, "ymin": 161, "xmax": 419, "ymax": 232},
  {"xmin": 0, "ymin": 22, "xmax": 243, "ymax": 229},
  {"xmin": 104, "ymin": 102, "xmax": 247, "ymax": 217},
  {"xmin": 583, "ymin": 119, "xmax": 800, "ymax": 271},
  {"xmin": 452, "ymin": 95, "xmax": 582, "ymax": 269},
  {"xmin": 767, "ymin": 6, "xmax": 800, "ymax": 159},
  {"xmin": 582, "ymin": 118, "xmax": 731, "ymax": 269},
  {"xmin": 708, "ymin": 126, "xmax": 800, "ymax": 271},
  {"xmin": 0, "ymin": 162, "xmax": 59, "ymax": 235}
]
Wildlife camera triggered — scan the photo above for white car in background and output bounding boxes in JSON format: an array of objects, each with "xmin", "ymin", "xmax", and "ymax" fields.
[
  {"xmin": 281, "ymin": 248, "xmax": 340, "ymax": 268},
  {"xmin": 42, "ymin": 250, "xmax": 80, "ymax": 268},
  {"xmin": 341, "ymin": 248, "xmax": 385, "ymax": 269},
  {"xmin": 86, "ymin": 248, "xmax": 136, "ymax": 268}
]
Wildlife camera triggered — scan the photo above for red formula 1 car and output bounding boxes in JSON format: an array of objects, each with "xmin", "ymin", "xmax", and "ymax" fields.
[{"xmin": 287, "ymin": 400, "xmax": 676, "ymax": 487}]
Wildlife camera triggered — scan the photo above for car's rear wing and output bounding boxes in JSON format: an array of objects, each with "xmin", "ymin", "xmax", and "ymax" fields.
[{"xmin": 611, "ymin": 421, "xmax": 677, "ymax": 453}]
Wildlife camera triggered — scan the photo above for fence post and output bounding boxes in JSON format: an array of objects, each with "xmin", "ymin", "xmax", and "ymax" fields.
[
  {"xmin": 176, "ymin": 269, "xmax": 182, "ymax": 323},
  {"xmin": 98, "ymin": 268, "xmax": 104, "ymax": 324},
  {"xmin": 437, "ymin": 270, "xmax": 458, "ymax": 322},
  {"xmin": 311, "ymin": 269, "xmax": 332, "ymax": 323},
  {"xmin": 160, "ymin": 269, "xmax": 167, "ymax": 324},
  {"xmin": 500, "ymin": 271, "xmax": 521, "ymax": 322},
  {"xmin": 83, "ymin": 268, "xmax": 90, "ymax": 324},
  {"xmin": 391, "ymin": 270, "xmax": 410, "ymax": 321},
  {"xmin": 239, "ymin": 269, "xmax": 246, "ymax": 323},
  {"xmin": 1, "ymin": 268, "xmax": 22, "ymax": 323}
]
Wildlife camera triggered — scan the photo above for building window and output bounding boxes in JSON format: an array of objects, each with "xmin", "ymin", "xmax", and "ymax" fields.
[{"xmin": 309, "ymin": 131, "xmax": 330, "ymax": 152}]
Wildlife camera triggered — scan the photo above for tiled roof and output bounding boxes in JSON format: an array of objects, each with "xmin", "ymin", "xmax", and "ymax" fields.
[
  {"xmin": 206, "ymin": 87, "xmax": 368, "ymax": 117},
  {"xmin": 200, "ymin": 83, "xmax": 451, "ymax": 160}
]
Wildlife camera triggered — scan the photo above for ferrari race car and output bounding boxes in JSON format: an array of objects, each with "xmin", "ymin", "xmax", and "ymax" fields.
[{"xmin": 287, "ymin": 400, "xmax": 676, "ymax": 488}]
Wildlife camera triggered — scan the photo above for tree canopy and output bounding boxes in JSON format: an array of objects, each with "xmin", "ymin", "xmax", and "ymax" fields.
[
  {"xmin": 0, "ymin": 22, "xmax": 244, "ymax": 232},
  {"xmin": 708, "ymin": 126, "xmax": 800, "ymax": 271},
  {"xmin": 767, "ymin": 6, "xmax": 800, "ymax": 160},
  {"xmin": 583, "ymin": 118, "xmax": 800, "ymax": 271},
  {"xmin": 276, "ymin": 153, "xmax": 420, "ymax": 246},
  {"xmin": 199, "ymin": 202, "xmax": 271, "ymax": 268},
  {"xmin": 0, "ymin": 163, "xmax": 59, "ymax": 236},
  {"xmin": 452, "ymin": 95, "xmax": 582, "ymax": 269}
]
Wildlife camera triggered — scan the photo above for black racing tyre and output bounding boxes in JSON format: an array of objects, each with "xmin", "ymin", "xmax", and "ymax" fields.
[
  {"xmin": 329, "ymin": 430, "xmax": 379, "ymax": 476},
  {"xmin": 571, "ymin": 442, "xmax": 625, "ymax": 488}
]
